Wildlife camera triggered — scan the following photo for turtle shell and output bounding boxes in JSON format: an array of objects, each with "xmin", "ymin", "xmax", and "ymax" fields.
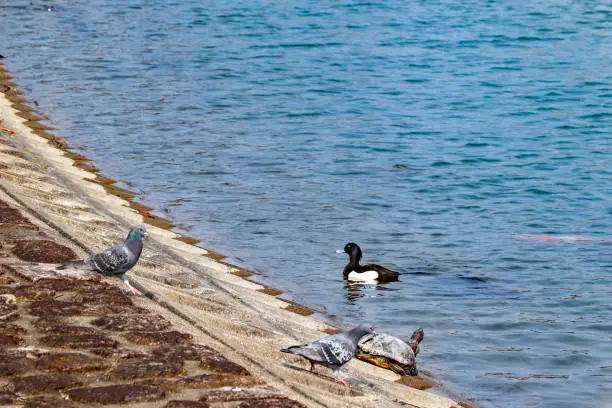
[
  {"xmin": 358, "ymin": 333, "xmax": 416, "ymax": 366},
  {"xmin": 356, "ymin": 349, "xmax": 419, "ymax": 376}
]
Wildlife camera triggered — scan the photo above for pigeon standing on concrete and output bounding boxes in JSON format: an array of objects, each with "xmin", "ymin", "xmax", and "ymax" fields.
[
  {"xmin": 56, "ymin": 225, "xmax": 148, "ymax": 295},
  {"xmin": 281, "ymin": 324, "xmax": 375, "ymax": 386}
]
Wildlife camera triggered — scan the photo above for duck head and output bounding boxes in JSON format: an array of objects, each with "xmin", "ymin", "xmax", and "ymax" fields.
[{"xmin": 336, "ymin": 242, "xmax": 363, "ymax": 264}]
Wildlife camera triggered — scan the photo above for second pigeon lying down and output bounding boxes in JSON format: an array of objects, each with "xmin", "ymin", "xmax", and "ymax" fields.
[
  {"xmin": 281, "ymin": 324, "xmax": 374, "ymax": 386},
  {"xmin": 56, "ymin": 225, "xmax": 148, "ymax": 295}
]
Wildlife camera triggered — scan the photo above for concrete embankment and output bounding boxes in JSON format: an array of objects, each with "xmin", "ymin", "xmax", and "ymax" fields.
[{"xmin": 0, "ymin": 65, "xmax": 461, "ymax": 408}]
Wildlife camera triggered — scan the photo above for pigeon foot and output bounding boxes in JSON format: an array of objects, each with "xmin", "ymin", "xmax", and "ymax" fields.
[
  {"xmin": 124, "ymin": 280, "xmax": 142, "ymax": 296},
  {"xmin": 101, "ymin": 279, "xmax": 114, "ymax": 286},
  {"xmin": 335, "ymin": 377, "xmax": 350, "ymax": 387}
]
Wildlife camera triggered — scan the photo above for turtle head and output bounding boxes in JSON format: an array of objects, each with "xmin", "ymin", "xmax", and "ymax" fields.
[
  {"xmin": 409, "ymin": 328, "xmax": 424, "ymax": 344},
  {"xmin": 408, "ymin": 328, "xmax": 424, "ymax": 355}
]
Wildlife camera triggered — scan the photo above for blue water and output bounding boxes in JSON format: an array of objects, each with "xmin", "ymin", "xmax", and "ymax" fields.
[{"xmin": 1, "ymin": 1, "xmax": 611, "ymax": 406}]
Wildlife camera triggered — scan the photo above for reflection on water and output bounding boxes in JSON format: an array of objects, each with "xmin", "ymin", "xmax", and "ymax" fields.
[{"xmin": 343, "ymin": 280, "xmax": 399, "ymax": 305}]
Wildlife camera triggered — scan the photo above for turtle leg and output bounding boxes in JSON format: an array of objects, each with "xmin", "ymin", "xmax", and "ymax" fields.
[
  {"xmin": 390, "ymin": 362, "xmax": 406, "ymax": 375},
  {"xmin": 405, "ymin": 365, "xmax": 419, "ymax": 376}
]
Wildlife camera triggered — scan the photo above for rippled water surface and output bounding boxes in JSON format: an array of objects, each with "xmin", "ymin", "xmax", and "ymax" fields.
[{"xmin": 1, "ymin": 1, "xmax": 611, "ymax": 406}]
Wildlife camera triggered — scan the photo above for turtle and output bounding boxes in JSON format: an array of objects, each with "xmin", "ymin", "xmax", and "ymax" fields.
[{"xmin": 356, "ymin": 328, "xmax": 424, "ymax": 376}]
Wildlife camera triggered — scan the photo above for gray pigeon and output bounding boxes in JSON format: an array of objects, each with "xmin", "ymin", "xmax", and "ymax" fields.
[
  {"xmin": 56, "ymin": 225, "xmax": 148, "ymax": 295},
  {"xmin": 281, "ymin": 324, "xmax": 375, "ymax": 386}
]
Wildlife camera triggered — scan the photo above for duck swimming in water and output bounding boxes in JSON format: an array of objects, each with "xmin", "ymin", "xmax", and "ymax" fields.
[{"xmin": 337, "ymin": 243, "xmax": 399, "ymax": 283}]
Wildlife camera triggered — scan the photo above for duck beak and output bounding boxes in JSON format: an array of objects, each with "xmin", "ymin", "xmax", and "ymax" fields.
[{"xmin": 335, "ymin": 249, "xmax": 344, "ymax": 254}]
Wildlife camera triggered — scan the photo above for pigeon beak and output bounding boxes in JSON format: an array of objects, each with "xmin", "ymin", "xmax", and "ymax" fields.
[
  {"xmin": 335, "ymin": 249, "xmax": 344, "ymax": 254},
  {"xmin": 143, "ymin": 232, "xmax": 149, "ymax": 239}
]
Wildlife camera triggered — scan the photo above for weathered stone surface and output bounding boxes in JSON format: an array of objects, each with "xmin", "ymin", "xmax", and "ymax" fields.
[
  {"xmin": 199, "ymin": 387, "xmax": 286, "ymax": 403},
  {"xmin": 0, "ymin": 275, "xmax": 14, "ymax": 284},
  {"xmin": 9, "ymin": 374, "xmax": 82, "ymax": 394},
  {"xmin": 67, "ymin": 384, "xmax": 165, "ymax": 405},
  {"xmin": 70, "ymin": 285, "xmax": 133, "ymax": 306},
  {"xmin": 124, "ymin": 330, "xmax": 193, "ymax": 345},
  {"xmin": 0, "ymin": 291, "xmax": 16, "ymax": 301},
  {"xmin": 0, "ymin": 349, "xmax": 35, "ymax": 376},
  {"xmin": 0, "ymin": 306, "xmax": 18, "ymax": 321},
  {"xmin": 13, "ymin": 284, "xmax": 55, "ymax": 301},
  {"xmin": 37, "ymin": 352, "xmax": 110, "ymax": 373},
  {"xmin": 199, "ymin": 353, "xmax": 251, "ymax": 375},
  {"xmin": 29, "ymin": 300, "xmax": 82, "ymax": 316},
  {"xmin": 281, "ymin": 301, "xmax": 315, "ymax": 317},
  {"xmin": 89, "ymin": 347, "xmax": 147, "ymax": 359},
  {"xmin": 36, "ymin": 322, "xmax": 96, "ymax": 335},
  {"xmin": 0, "ymin": 392, "xmax": 15, "ymax": 405},
  {"xmin": 39, "ymin": 333, "xmax": 117, "ymax": 349},
  {"xmin": 0, "ymin": 199, "xmax": 38, "ymax": 230},
  {"xmin": 153, "ymin": 343, "xmax": 250, "ymax": 375},
  {"xmin": 0, "ymin": 289, "xmax": 16, "ymax": 299},
  {"xmin": 30, "ymin": 299, "xmax": 131, "ymax": 317},
  {"xmin": 0, "ymin": 323, "xmax": 26, "ymax": 335},
  {"xmin": 165, "ymin": 401, "xmax": 210, "ymax": 408},
  {"xmin": 11, "ymin": 240, "xmax": 78, "ymax": 263},
  {"xmin": 32, "ymin": 316, "xmax": 63, "ymax": 328},
  {"xmin": 0, "ymin": 309, "xmax": 19, "ymax": 324},
  {"xmin": 153, "ymin": 343, "xmax": 212, "ymax": 362},
  {"xmin": 110, "ymin": 357, "xmax": 184, "ymax": 380},
  {"xmin": 0, "ymin": 323, "xmax": 25, "ymax": 346},
  {"xmin": 91, "ymin": 313, "xmax": 170, "ymax": 332},
  {"xmin": 23, "ymin": 395, "xmax": 85, "ymax": 408},
  {"xmin": 3, "ymin": 264, "xmax": 59, "ymax": 282},
  {"xmin": 0, "ymin": 293, "xmax": 17, "ymax": 305},
  {"xmin": 0, "ymin": 150, "xmax": 28, "ymax": 160},
  {"xmin": 239, "ymin": 400, "xmax": 308, "ymax": 408},
  {"xmin": 81, "ymin": 304, "xmax": 137, "ymax": 316},
  {"xmin": 36, "ymin": 278, "xmax": 98, "ymax": 292},
  {"xmin": 136, "ymin": 378, "xmax": 181, "ymax": 393},
  {"xmin": 176, "ymin": 373, "xmax": 262, "ymax": 389},
  {"xmin": 397, "ymin": 375, "xmax": 434, "ymax": 390}
]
